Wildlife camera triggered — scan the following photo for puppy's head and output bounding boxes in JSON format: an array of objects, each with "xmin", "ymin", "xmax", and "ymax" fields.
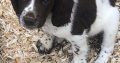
[{"xmin": 11, "ymin": 0, "xmax": 54, "ymax": 29}]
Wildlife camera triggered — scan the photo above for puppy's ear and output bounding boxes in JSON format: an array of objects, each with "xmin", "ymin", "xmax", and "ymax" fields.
[
  {"xmin": 11, "ymin": 0, "xmax": 25, "ymax": 17},
  {"xmin": 11, "ymin": 0, "xmax": 19, "ymax": 15}
]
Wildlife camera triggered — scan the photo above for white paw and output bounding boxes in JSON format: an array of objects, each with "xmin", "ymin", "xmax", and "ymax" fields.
[
  {"xmin": 36, "ymin": 40, "xmax": 52, "ymax": 54},
  {"xmin": 94, "ymin": 56, "xmax": 108, "ymax": 63},
  {"xmin": 72, "ymin": 59, "xmax": 87, "ymax": 63},
  {"xmin": 94, "ymin": 60, "xmax": 101, "ymax": 63},
  {"xmin": 94, "ymin": 48, "xmax": 112, "ymax": 63},
  {"xmin": 94, "ymin": 59, "xmax": 107, "ymax": 63},
  {"xmin": 71, "ymin": 56, "xmax": 87, "ymax": 63}
]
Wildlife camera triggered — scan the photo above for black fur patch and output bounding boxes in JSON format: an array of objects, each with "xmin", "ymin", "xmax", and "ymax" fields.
[
  {"xmin": 51, "ymin": 0, "xmax": 73, "ymax": 27},
  {"xmin": 11, "ymin": 0, "xmax": 19, "ymax": 14},
  {"xmin": 88, "ymin": 32, "xmax": 104, "ymax": 52},
  {"xmin": 71, "ymin": 0, "xmax": 97, "ymax": 35},
  {"xmin": 109, "ymin": 0, "xmax": 116, "ymax": 7},
  {"xmin": 11, "ymin": 0, "xmax": 30, "ymax": 15}
]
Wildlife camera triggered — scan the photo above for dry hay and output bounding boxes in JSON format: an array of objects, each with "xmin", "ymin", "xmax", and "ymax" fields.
[{"xmin": 0, "ymin": 0, "xmax": 120, "ymax": 63}]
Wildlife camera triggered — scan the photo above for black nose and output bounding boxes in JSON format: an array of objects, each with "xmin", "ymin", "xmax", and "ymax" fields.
[
  {"xmin": 23, "ymin": 12, "xmax": 38, "ymax": 28},
  {"xmin": 25, "ymin": 12, "xmax": 35, "ymax": 19}
]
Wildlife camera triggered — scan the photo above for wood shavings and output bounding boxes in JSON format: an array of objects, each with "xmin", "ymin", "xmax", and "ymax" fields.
[{"xmin": 15, "ymin": 57, "xmax": 21, "ymax": 63}]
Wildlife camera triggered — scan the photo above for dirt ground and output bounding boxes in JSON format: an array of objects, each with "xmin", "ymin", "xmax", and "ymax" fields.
[{"xmin": 0, "ymin": 0, "xmax": 120, "ymax": 63}]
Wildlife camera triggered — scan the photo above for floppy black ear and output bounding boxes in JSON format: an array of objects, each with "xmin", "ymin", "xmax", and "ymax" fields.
[
  {"xmin": 11, "ymin": 0, "xmax": 27, "ymax": 16},
  {"xmin": 11, "ymin": 0, "xmax": 20, "ymax": 16},
  {"xmin": 51, "ymin": 0, "xmax": 73, "ymax": 27}
]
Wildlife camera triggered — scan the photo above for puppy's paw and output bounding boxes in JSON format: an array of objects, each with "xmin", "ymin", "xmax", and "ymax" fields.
[{"xmin": 36, "ymin": 40, "xmax": 52, "ymax": 54}]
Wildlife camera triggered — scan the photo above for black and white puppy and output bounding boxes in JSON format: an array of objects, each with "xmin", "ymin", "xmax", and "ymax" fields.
[{"xmin": 11, "ymin": 0, "xmax": 119, "ymax": 63}]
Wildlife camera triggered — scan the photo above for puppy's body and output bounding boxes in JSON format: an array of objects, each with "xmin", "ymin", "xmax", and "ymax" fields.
[{"xmin": 11, "ymin": 0, "xmax": 119, "ymax": 63}]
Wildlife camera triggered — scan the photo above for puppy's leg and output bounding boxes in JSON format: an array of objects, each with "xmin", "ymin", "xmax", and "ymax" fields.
[
  {"xmin": 36, "ymin": 34, "xmax": 65, "ymax": 54},
  {"xmin": 67, "ymin": 31, "xmax": 89, "ymax": 63},
  {"xmin": 95, "ymin": 8, "xmax": 119, "ymax": 63}
]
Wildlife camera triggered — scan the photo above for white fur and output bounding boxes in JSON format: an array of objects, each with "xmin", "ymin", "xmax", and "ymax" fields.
[
  {"xmin": 39, "ymin": 33, "xmax": 54, "ymax": 50},
  {"xmin": 24, "ymin": 0, "xmax": 35, "ymax": 12},
  {"xmin": 42, "ymin": 0, "xmax": 119, "ymax": 63},
  {"xmin": 73, "ymin": 0, "xmax": 79, "ymax": 3},
  {"xmin": 67, "ymin": 31, "xmax": 88, "ymax": 63},
  {"xmin": 42, "ymin": 14, "xmax": 72, "ymax": 38},
  {"xmin": 94, "ymin": 4, "xmax": 119, "ymax": 63},
  {"xmin": 89, "ymin": 1, "xmax": 119, "ymax": 63}
]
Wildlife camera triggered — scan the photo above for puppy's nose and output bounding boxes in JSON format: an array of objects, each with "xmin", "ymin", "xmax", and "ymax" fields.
[
  {"xmin": 25, "ymin": 12, "xmax": 35, "ymax": 19},
  {"xmin": 23, "ymin": 12, "xmax": 37, "ymax": 27}
]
